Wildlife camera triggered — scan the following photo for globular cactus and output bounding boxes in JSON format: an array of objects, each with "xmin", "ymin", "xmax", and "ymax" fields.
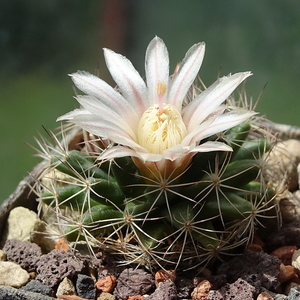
[
  {"xmin": 33, "ymin": 36, "xmax": 279, "ymax": 271},
  {"xmin": 35, "ymin": 121, "xmax": 277, "ymax": 271}
]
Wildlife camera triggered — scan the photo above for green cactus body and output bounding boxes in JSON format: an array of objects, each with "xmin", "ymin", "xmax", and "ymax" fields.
[
  {"xmin": 31, "ymin": 36, "xmax": 280, "ymax": 272},
  {"xmin": 36, "ymin": 120, "xmax": 277, "ymax": 271}
]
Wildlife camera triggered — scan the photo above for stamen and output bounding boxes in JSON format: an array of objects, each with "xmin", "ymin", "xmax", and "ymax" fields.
[{"xmin": 137, "ymin": 103, "xmax": 187, "ymax": 154}]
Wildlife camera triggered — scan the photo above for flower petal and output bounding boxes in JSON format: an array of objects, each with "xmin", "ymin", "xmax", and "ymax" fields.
[
  {"xmin": 137, "ymin": 152, "xmax": 164, "ymax": 162},
  {"xmin": 69, "ymin": 71, "xmax": 138, "ymax": 127},
  {"xmin": 145, "ymin": 36, "xmax": 169, "ymax": 106},
  {"xmin": 57, "ymin": 108, "xmax": 92, "ymax": 121},
  {"xmin": 168, "ymin": 42, "xmax": 205, "ymax": 111},
  {"xmin": 104, "ymin": 48, "xmax": 148, "ymax": 115},
  {"xmin": 65, "ymin": 113, "xmax": 145, "ymax": 151},
  {"xmin": 183, "ymin": 72, "xmax": 252, "ymax": 132},
  {"xmin": 101, "ymin": 146, "xmax": 163, "ymax": 162},
  {"xmin": 100, "ymin": 146, "xmax": 143, "ymax": 160},
  {"xmin": 190, "ymin": 141, "xmax": 233, "ymax": 153},
  {"xmin": 182, "ymin": 110, "xmax": 256, "ymax": 146},
  {"xmin": 162, "ymin": 144, "xmax": 192, "ymax": 161},
  {"xmin": 74, "ymin": 95, "xmax": 136, "ymax": 140}
]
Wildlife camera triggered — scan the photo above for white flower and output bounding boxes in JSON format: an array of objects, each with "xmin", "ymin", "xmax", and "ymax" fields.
[{"xmin": 58, "ymin": 36, "xmax": 255, "ymax": 179}]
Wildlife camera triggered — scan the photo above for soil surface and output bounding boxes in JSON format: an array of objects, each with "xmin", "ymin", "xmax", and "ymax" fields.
[{"xmin": 0, "ymin": 227, "xmax": 300, "ymax": 300}]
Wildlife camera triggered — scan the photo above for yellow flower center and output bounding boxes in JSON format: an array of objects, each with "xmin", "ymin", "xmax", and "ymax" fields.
[{"xmin": 137, "ymin": 83, "xmax": 187, "ymax": 154}]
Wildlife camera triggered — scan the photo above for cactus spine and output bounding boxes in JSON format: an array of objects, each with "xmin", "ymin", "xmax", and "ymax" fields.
[
  {"xmin": 34, "ymin": 119, "xmax": 277, "ymax": 270},
  {"xmin": 33, "ymin": 36, "xmax": 279, "ymax": 271}
]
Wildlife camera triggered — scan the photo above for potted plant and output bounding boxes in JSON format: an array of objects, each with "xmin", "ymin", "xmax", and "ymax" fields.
[{"xmin": 1, "ymin": 36, "xmax": 300, "ymax": 300}]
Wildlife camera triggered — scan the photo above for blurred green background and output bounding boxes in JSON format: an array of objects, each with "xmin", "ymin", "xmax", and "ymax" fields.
[{"xmin": 1, "ymin": 0, "xmax": 300, "ymax": 203}]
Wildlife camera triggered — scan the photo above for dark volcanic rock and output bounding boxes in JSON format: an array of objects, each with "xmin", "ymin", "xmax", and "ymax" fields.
[
  {"xmin": 147, "ymin": 279, "xmax": 178, "ymax": 300},
  {"xmin": 289, "ymin": 285, "xmax": 300, "ymax": 300},
  {"xmin": 20, "ymin": 280, "xmax": 55, "ymax": 297},
  {"xmin": 3, "ymin": 239, "xmax": 42, "ymax": 272},
  {"xmin": 266, "ymin": 220, "xmax": 300, "ymax": 251},
  {"xmin": 113, "ymin": 268, "xmax": 154, "ymax": 299},
  {"xmin": 175, "ymin": 277, "xmax": 194, "ymax": 298},
  {"xmin": 217, "ymin": 249, "xmax": 281, "ymax": 291},
  {"xmin": 76, "ymin": 274, "xmax": 96, "ymax": 299},
  {"xmin": 208, "ymin": 278, "xmax": 256, "ymax": 300},
  {"xmin": 35, "ymin": 249, "xmax": 87, "ymax": 287},
  {"xmin": 0, "ymin": 285, "xmax": 56, "ymax": 300}
]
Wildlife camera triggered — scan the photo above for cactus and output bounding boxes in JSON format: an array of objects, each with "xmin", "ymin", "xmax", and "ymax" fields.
[
  {"xmin": 34, "ymin": 121, "xmax": 277, "ymax": 271},
  {"xmin": 33, "ymin": 37, "xmax": 279, "ymax": 271}
]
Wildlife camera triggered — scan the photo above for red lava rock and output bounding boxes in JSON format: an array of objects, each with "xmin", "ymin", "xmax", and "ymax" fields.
[
  {"xmin": 270, "ymin": 246, "xmax": 297, "ymax": 265},
  {"xmin": 127, "ymin": 295, "xmax": 144, "ymax": 300},
  {"xmin": 256, "ymin": 291, "xmax": 274, "ymax": 300},
  {"xmin": 91, "ymin": 251, "xmax": 117, "ymax": 279},
  {"xmin": 252, "ymin": 235, "xmax": 265, "ymax": 249},
  {"xmin": 35, "ymin": 250, "xmax": 87, "ymax": 288},
  {"xmin": 95, "ymin": 275, "xmax": 117, "ymax": 293},
  {"xmin": 113, "ymin": 268, "xmax": 154, "ymax": 299},
  {"xmin": 216, "ymin": 249, "xmax": 281, "ymax": 291},
  {"xmin": 146, "ymin": 279, "xmax": 177, "ymax": 300},
  {"xmin": 247, "ymin": 244, "xmax": 263, "ymax": 252},
  {"xmin": 155, "ymin": 269, "xmax": 176, "ymax": 287},
  {"xmin": 208, "ymin": 278, "xmax": 256, "ymax": 300},
  {"xmin": 58, "ymin": 295, "xmax": 91, "ymax": 300},
  {"xmin": 3, "ymin": 239, "xmax": 42, "ymax": 272},
  {"xmin": 290, "ymin": 273, "xmax": 300, "ymax": 285},
  {"xmin": 191, "ymin": 280, "xmax": 212, "ymax": 300},
  {"xmin": 55, "ymin": 238, "xmax": 69, "ymax": 252},
  {"xmin": 278, "ymin": 263, "xmax": 296, "ymax": 283}
]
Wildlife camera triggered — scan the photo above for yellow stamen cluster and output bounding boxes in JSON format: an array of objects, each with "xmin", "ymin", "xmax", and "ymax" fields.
[{"xmin": 137, "ymin": 102, "xmax": 187, "ymax": 154}]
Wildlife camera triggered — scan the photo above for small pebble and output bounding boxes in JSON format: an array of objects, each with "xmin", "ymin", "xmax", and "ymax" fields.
[
  {"xmin": 257, "ymin": 291, "xmax": 274, "ymax": 300},
  {"xmin": 247, "ymin": 244, "xmax": 263, "ymax": 252},
  {"xmin": 1, "ymin": 206, "xmax": 44, "ymax": 244},
  {"xmin": 58, "ymin": 295, "xmax": 91, "ymax": 300},
  {"xmin": 292, "ymin": 249, "xmax": 300, "ymax": 274},
  {"xmin": 127, "ymin": 296, "xmax": 144, "ymax": 300},
  {"xmin": 0, "ymin": 261, "xmax": 30, "ymax": 288},
  {"xmin": 288, "ymin": 284, "xmax": 300, "ymax": 300},
  {"xmin": 284, "ymin": 282, "xmax": 299, "ymax": 296},
  {"xmin": 271, "ymin": 246, "xmax": 297, "ymax": 265},
  {"xmin": 97, "ymin": 292, "xmax": 116, "ymax": 300},
  {"xmin": 191, "ymin": 280, "xmax": 212, "ymax": 300},
  {"xmin": 278, "ymin": 264, "xmax": 296, "ymax": 283},
  {"xmin": 289, "ymin": 274, "xmax": 300, "ymax": 285},
  {"xmin": 55, "ymin": 238, "xmax": 69, "ymax": 252},
  {"xmin": 95, "ymin": 275, "xmax": 117, "ymax": 293},
  {"xmin": 56, "ymin": 277, "xmax": 76, "ymax": 297},
  {"xmin": 76, "ymin": 274, "xmax": 96, "ymax": 300},
  {"xmin": 155, "ymin": 269, "xmax": 176, "ymax": 287}
]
